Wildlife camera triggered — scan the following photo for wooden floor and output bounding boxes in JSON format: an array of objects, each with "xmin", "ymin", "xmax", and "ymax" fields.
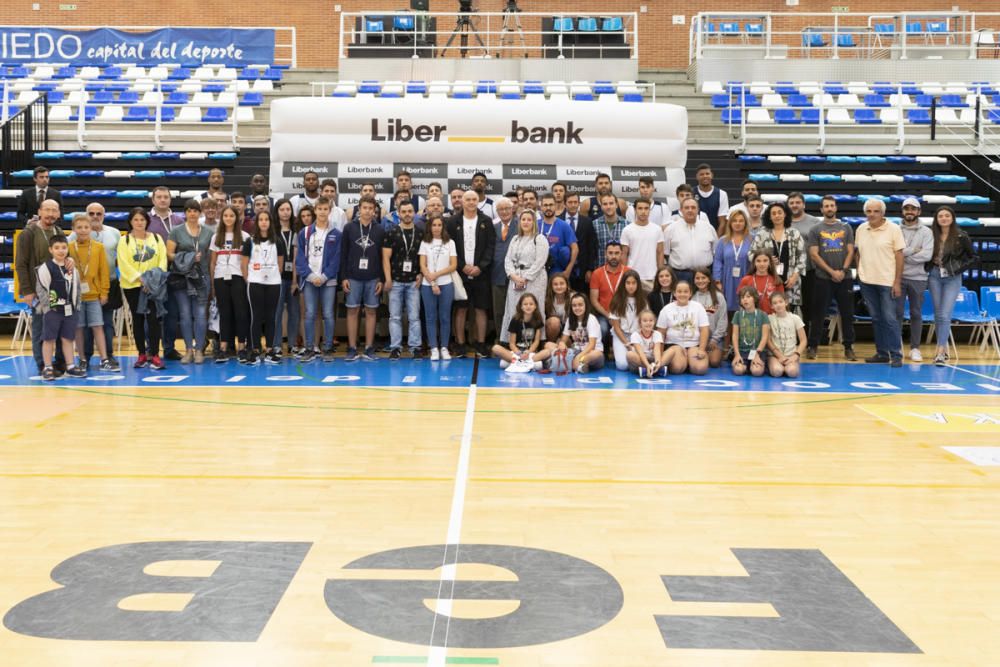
[{"xmin": 0, "ymin": 342, "xmax": 998, "ymax": 666}]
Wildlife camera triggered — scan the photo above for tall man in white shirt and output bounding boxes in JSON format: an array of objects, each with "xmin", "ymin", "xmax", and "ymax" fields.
[
  {"xmin": 620, "ymin": 198, "xmax": 664, "ymax": 291},
  {"xmin": 665, "ymin": 197, "xmax": 719, "ymax": 284}
]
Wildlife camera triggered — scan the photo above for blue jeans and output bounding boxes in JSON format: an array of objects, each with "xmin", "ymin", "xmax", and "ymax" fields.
[
  {"xmin": 389, "ymin": 281, "xmax": 422, "ymax": 350},
  {"xmin": 162, "ymin": 289, "xmax": 179, "ymax": 354},
  {"xmin": 421, "ymin": 282, "xmax": 454, "ymax": 349},
  {"xmin": 171, "ymin": 286, "xmax": 208, "ymax": 351},
  {"xmin": 303, "ymin": 282, "xmax": 336, "ymax": 350},
  {"xmin": 272, "ymin": 277, "xmax": 301, "ymax": 349},
  {"xmin": 928, "ymin": 267, "xmax": 963, "ymax": 348},
  {"xmin": 895, "ymin": 277, "xmax": 927, "ymax": 349},
  {"xmin": 859, "ymin": 281, "xmax": 902, "ymax": 360}
]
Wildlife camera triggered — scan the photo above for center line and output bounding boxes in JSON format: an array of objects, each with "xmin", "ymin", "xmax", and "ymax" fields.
[{"xmin": 428, "ymin": 359, "xmax": 479, "ymax": 666}]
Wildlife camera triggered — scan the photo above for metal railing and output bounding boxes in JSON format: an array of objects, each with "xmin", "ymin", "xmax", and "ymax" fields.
[
  {"xmin": 339, "ymin": 11, "xmax": 638, "ymax": 60},
  {"xmin": 720, "ymin": 83, "xmax": 1000, "ymax": 153},
  {"xmin": 690, "ymin": 11, "xmax": 1000, "ymax": 61},
  {"xmin": 1, "ymin": 88, "xmax": 48, "ymax": 186},
  {"xmin": 307, "ymin": 79, "xmax": 656, "ymax": 102}
]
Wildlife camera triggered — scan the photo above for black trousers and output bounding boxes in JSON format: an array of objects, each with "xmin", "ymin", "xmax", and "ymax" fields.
[
  {"xmin": 808, "ymin": 276, "xmax": 856, "ymax": 348},
  {"xmin": 248, "ymin": 283, "xmax": 280, "ymax": 352},
  {"xmin": 124, "ymin": 286, "xmax": 161, "ymax": 356},
  {"xmin": 214, "ymin": 276, "xmax": 249, "ymax": 347}
]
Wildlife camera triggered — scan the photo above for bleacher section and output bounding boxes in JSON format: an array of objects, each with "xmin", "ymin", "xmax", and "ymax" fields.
[{"xmin": 0, "ymin": 149, "xmax": 270, "ymax": 279}]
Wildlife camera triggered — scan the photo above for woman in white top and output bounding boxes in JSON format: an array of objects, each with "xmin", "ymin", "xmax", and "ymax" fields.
[
  {"xmin": 502, "ymin": 210, "xmax": 550, "ymax": 336},
  {"xmin": 692, "ymin": 267, "xmax": 729, "ymax": 368},
  {"xmin": 544, "ymin": 273, "xmax": 572, "ymax": 343},
  {"xmin": 209, "ymin": 205, "xmax": 249, "ymax": 362},
  {"xmin": 418, "ymin": 215, "xmax": 459, "ymax": 361},
  {"xmin": 607, "ymin": 269, "xmax": 647, "ymax": 371},
  {"xmin": 241, "ymin": 210, "xmax": 285, "ymax": 365},
  {"xmin": 655, "ymin": 280, "xmax": 710, "ymax": 375},
  {"xmin": 557, "ymin": 292, "xmax": 605, "ymax": 374}
]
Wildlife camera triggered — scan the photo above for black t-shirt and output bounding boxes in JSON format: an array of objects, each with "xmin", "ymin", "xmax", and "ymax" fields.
[
  {"xmin": 508, "ymin": 318, "xmax": 540, "ymax": 351},
  {"xmin": 647, "ymin": 290, "xmax": 674, "ymax": 316},
  {"xmin": 382, "ymin": 223, "xmax": 424, "ymax": 283}
]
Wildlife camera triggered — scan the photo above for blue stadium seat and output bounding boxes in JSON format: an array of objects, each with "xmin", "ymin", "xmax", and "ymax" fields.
[
  {"xmin": 261, "ymin": 68, "xmax": 282, "ymax": 81},
  {"xmin": 832, "ymin": 195, "xmax": 857, "ymax": 203},
  {"xmin": 153, "ymin": 107, "xmax": 176, "ymax": 122},
  {"xmin": 857, "ymin": 155, "xmax": 887, "ymax": 163},
  {"xmin": 577, "ymin": 18, "xmax": 598, "ymax": 32},
  {"xmin": 61, "ymin": 189, "xmax": 87, "ymax": 198},
  {"xmin": 11, "ymin": 169, "xmax": 35, "ymax": 178},
  {"xmin": 91, "ymin": 90, "xmax": 114, "ymax": 104},
  {"xmin": 365, "ymin": 18, "xmax": 384, "ymax": 33},
  {"xmin": 801, "ymin": 108, "xmax": 821, "ymax": 124},
  {"xmin": 827, "ymin": 155, "xmax": 856, "ymax": 163},
  {"xmin": 135, "ymin": 170, "xmax": 166, "ymax": 178},
  {"xmin": 602, "ymin": 17, "xmax": 623, "ymax": 31},
  {"xmin": 934, "ymin": 174, "xmax": 967, "ymax": 183},
  {"xmin": 202, "ymin": 107, "xmax": 228, "ymax": 122},
  {"xmin": 76, "ymin": 170, "xmax": 105, "ymax": 178},
  {"xmin": 939, "ymin": 94, "xmax": 967, "ymax": 107},
  {"xmin": 0, "ymin": 212, "xmax": 18, "ymax": 221},
  {"xmin": 523, "ymin": 81, "xmax": 545, "ymax": 94},
  {"xmin": 775, "ymin": 83, "xmax": 799, "ymax": 95},
  {"xmin": 69, "ymin": 106, "xmax": 98, "ymax": 121},
  {"xmin": 872, "ymin": 83, "xmax": 896, "ymax": 96},
  {"xmin": 476, "ymin": 81, "xmax": 497, "ymax": 94},
  {"xmin": 123, "ymin": 106, "xmax": 151, "ymax": 122},
  {"xmin": 451, "ymin": 92, "xmax": 472, "ymax": 99},
  {"xmin": 788, "ymin": 94, "xmax": 812, "ymax": 107},
  {"xmin": 622, "ymin": 93, "xmax": 643, "ymax": 103},
  {"xmin": 117, "ymin": 91, "xmax": 139, "ymax": 104},
  {"xmin": 165, "ymin": 91, "xmax": 189, "ymax": 105},
  {"xmin": 46, "ymin": 91, "xmax": 65, "ymax": 104},
  {"xmin": 165, "ymin": 170, "xmax": 196, "ymax": 177},
  {"xmin": 238, "ymin": 67, "xmax": 260, "ymax": 80},
  {"xmin": 104, "ymin": 212, "xmax": 129, "ymax": 222},
  {"xmin": 99, "ymin": 66, "xmax": 123, "ymax": 80},
  {"xmin": 241, "ymin": 92, "xmax": 263, "ymax": 106},
  {"xmin": 956, "ymin": 195, "xmax": 990, "ymax": 204},
  {"xmin": 797, "ymin": 155, "xmax": 826, "ymax": 163},
  {"xmin": 802, "ymin": 32, "xmax": 826, "ymax": 48},
  {"xmin": 889, "ymin": 194, "xmax": 917, "ymax": 203},
  {"xmin": 886, "ymin": 155, "xmax": 917, "ymax": 162},
  {"xmin": 2, "ymin": 66, "xmax": 29, "ymax": 78},
  {"xmin": 593, "ymin": 82, "xmax": 616, "ymax": 95},
  {"xmin": 906, "ymin": 21, "xmax": 924, "ymax": 35},
  {"xmin": 358, "ymin": 82, "xmax": 380, "ymax": 94},
  {"xmin": 49, "ymin": 170, "xmax": 75, "ymax": 178},
  {"xmin": 407, "ymin": 81, "xmax": 428, "ymax": 94},
  {"xmin": 553, "ymin": 17, "xmax": 574, "ymax": 32},
  {"xmin": 84, "ymin": 82, "xmax": 106, "ymax": 92},
  {"xmin": 824, "ymin": 82, "xmax": 849, "ymax": 94},
  {"xmin": 864, "ymin": 94, "xmax": 889, "ymax": 107},
  {"xmin": 746, "ymin": 23, "xmax": 763, "ymax": 37},
  {"xmin": 208, "ymin": 152, "xmax": 237, "ymax": 160},
  {"xmin": 873, "ymin": 23, "xmax": 895, "ymax": 37},
  {"xmin": 908, "ymin": 109, "xmax": 931, "ymax": 124},
  {"xmin": 989, "ymin": 109, "xmax": 1000, "ymax": 124},
  {"xmin": 738, "ymin": 155, "xmax": 766, "ymax": 162},
  {"xmin": 500, "ymin": 92, "xmax": 521, "ymax": 100},
  {"xmin": 202, "ymin": 83, "xmax": 225, "ymax": 93},
  {"xmin": 720, "ymin": 109, "xmax": 743, "ymax": 123},
  {"xmin": 901, "ymin": 83, "xmax": 923, "ymax": 96},
  {"xmin": 122, "ymin": 152, "xmax": 151, "ymax": 159},
  {"xmin": 573, "ymin": 93, "xmax": 595, "ymax": 101},
  {"xmin": 927, "ymin": 21, "xmax": 948, "ymax": 35},
  {"xmin": 34, "ymin": 151, "xmax": 65, "ymax": 160},
  {"xmin": 835, "ymin": 34, "xmax": 856, "ymax": 49},
  {"xmin": 720, "ymin": 22, "xmax": 740, "ymax": 36},
  {"xmin": 53, "ymin": 66, "xmax": 76, "ymax": 79},
  {"xmin": 774, "ymin": 109, "xmax": 800, "ymax": 124},
  {"xmin": 117, "ymin": 190, "xmax": 151, "ymax": 198},
  {"xmin": 711, "ymin": 94, "xmax": 731, "ymax": 108},
  {"xmin": 915, "ymin": 94, "xmax": 934, "ymax": 107},
  {"xmin": 33, "ymin": 83, "xmax": 58, "ymax": 92},
  {"xmin": 168, "ymin": 67, "xmax": 192, "ymax": 80},
  {"xmin": 394, "ymin": 15, "xmax": 415, "ymax": 30},
  {"xmin": 748, "ymin": 173, "xmax": 780, "ymax": 181},
  {"xmin": 854, "ymin": 109, "xmax": 881, "ymax": 124},
  {"xmin": 811, "ymin": 174, "xmax": 842, "ymax": 182},
  {"xmin": 904, "ymin": 174, "xmax": 934, "ymax": 182},
  {"xmin": 151, "ymin": 152, "xmax": 181, "ymax": 160}
]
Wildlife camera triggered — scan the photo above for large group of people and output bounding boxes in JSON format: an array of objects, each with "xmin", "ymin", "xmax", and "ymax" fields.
[{"xmin": 12, "ymin": 163, "xmax": 979, "ymax": 381}]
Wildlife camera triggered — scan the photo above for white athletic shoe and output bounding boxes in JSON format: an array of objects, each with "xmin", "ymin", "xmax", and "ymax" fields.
[
  {"xmin": 909, "ymin": 348, "xmax": 923, "ymax": 362},
  {"xmin": 499, "ymin": 359, "xmax": 510, "ymax": 369},
  {"xmin": 440, "ymin": 347, "xmax": 452, "ymax": 360},
  {"xmin": 430, "ymin": 348, "xmax": 440, "ymax": 361}
]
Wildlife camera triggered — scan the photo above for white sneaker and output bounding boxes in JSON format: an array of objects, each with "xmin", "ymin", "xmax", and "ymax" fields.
[
  {"xmin": 499, "ymin": 359, "xmax": 510, "ymax": 369},
  {"xmin": 909, "ymin": 348, "xmax": 923, "ymax": 362},
  {"xmin": 440, "ymin": 347, "xmax": 452, "ymax": 360},
  {"xmin": 430, "ymin": 348, "xmax": 440, "ymax": 361}
]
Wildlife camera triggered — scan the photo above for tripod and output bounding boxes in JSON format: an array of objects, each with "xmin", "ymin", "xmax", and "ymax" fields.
[
  {"xmin": 498, "ymin": 5, "xmax": 527, "ymax": 57},
  {"xmin": 442, "ymin": 12, "xmax": 487, "ymax": 57}
]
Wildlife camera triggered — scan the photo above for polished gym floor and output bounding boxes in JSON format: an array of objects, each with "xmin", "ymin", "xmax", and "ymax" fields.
[{"xmin": 0, "ymin": 341, "xmax": 998, "ymax": 666}]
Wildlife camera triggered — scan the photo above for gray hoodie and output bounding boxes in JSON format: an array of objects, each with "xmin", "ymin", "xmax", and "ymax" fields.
[{"xmin": 900, "ymin": 221, "xmax": 933, "ymax": 281}]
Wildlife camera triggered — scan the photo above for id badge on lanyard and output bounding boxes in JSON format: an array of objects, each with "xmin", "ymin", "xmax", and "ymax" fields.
[
  {"xmin": 402, "ymin": 260, "xmax": 413, "ymax": 273},
  {"xmin": 359, "ymin": 257, "xmax": 369, "ymax": 271}
]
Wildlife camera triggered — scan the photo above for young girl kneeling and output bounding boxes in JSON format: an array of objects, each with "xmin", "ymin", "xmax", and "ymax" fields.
[
  {"xmin": 766, "ymin": 291, "xmax": 806, "ymax": 377},
  {"xmin": 627, "ymin": 309, "xmax": 665, "ymax": 377},
  {"xmin": 732, "ymin": 286, "xmax": 770, "ymax": 377}
]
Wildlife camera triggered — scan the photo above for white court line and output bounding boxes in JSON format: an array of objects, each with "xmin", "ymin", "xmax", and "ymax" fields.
[
  {"xmin": 0, "ymin": 356, "xmax": 15, "ymax": 363},
  {"xmin": 944, "ymin": 363, "xmax": 1000, "ymax": 382},
  {"xmin": 427, "ymin": 376, "xmax": 478, "ymax": 667}
]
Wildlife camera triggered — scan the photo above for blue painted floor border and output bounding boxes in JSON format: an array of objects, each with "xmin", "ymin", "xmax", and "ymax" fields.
[{"xmin": 1, "ymin": 355, "xmax": 998, "ymax": 395}]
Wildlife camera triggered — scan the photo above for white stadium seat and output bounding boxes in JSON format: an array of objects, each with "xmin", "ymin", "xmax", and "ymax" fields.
[
  {"xmin": 923, "ymin": 194, "xmax": 956, "ymax": 204},
  {"xmin": 761, "ymin": 94, "xmax": 784, "ymax": 107},
  {"xmin": 761, "ymin": 193, "xmax": 789, "ymax": 203},
  {"xmin": 236, "ymin": 107, "xmax": 255, "ymax": 122},
  {"xmin": 251, "ymin": 79, "xmax": 273, "ymax": 93},
  {"xmin": 98, "ymin": 105, "xmax": 124, "ymax": 122},
  {"xmin": 192, "ymin": 92, "xmax": 215, "ymax": 105},
  {"xmin": 842, "ymin": 174, "xmax": 874, "ymax": 182},
  {"xmin": 916, "ymin": 155, "xmax": 948, "ymax": 163},
  {"xmin": 880, "ymin": 108, "xmax": 901, "ymax": 123},
  {"xmin": 779, "ymin": 173, "xmax": 809, "ymax": 182},
  {"xmin": 147, "ymin": 67, "xmax": 168, "ymax": 80},
  {"xmin": 835, "ymin": 94, "xmax": 863, "ymax": 108},
  {"xmin": 873, "ymin": 174, "xmax": 904, "ymax": 182},
  {"xmin": 177, "ymin": 106, "xmax": 202, "ymax": 122},
  {"xmin": 828, "ymin": 108, "xmax": 852, "ymax": 124},
  {"xmin": 124, "ymin": 67, "xmax": 146, "ymax": 80},
  {"xmin": 702, "ymin": 81, "xmax": 724, "ymax": 94},
  {"xmin": 216, "ymin": 67, "xmax": 237, "ymax": 81},
  {"xmin": 193, "ymin": 66, "xmax": 215, "ymax": 80},
  {"xmin": 48, "ymin": 105, "xmax": 70, "ymax": 121},
  {"xmin": 767, "ymin": 155, "xmax": 796, "ymax": 162},
  {"xmin": 748, "ymin": 108, "xmax": 773, "ymax": 124}
]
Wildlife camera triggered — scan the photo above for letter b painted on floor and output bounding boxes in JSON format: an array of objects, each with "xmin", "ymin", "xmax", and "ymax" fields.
[{"xmin": 3, "ymin": 541, "xmax": 312, "ymax": 641}]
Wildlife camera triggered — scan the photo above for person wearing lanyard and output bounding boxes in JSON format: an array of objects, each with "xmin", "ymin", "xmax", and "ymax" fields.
[
  {"xmin": 242, "ymin": 211, "xmax": 284, "ymax": 365},
  {"xmin": 382, "ymin": 199, "xmax": 424, "ymax": 360},
  {"xmin": 588, "ymin": 241, "xmax": 631, "ymax": 344},
  {"xmin": 750, "ymin": 202, "xmax": 805, "ymax": 311},
  {"xmin": 271, "ymin": 198, "xmax": 300, "ymax": 356},
  {"xmin": 150, "ymin": 187, "xmax": 186, "ymax": 360},
  {"xmin": 341, "ymin": 196, "xmax": 386, "ymax": 362},
  {"xmin": 68, "ymin": 202, "xmax": 121, "ymax": 367},
  {"xmin": 664, "ymin": 197, "xmax": 718, "ymax": 285},
  {"xmin": 538, "ymin": 192, "xmax": 578, "ymax": 280},
  {"xmin": 166, "ymin": 199, "xmax": 213, "ymax": 364},
  {"xmin": 67, "ymin": 213, "xmax": 118, "ymax": 371},
  {"xmin": 295, "ymin": 197, "xmax": 342, "ymax": 364},
  {"xmin": 712, "ymin": 208, "xmax": 751, "ymax": 316}
]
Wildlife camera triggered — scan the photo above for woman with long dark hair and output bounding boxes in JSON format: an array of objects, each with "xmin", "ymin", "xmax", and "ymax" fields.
[{"xmin": 926, "ymin": 205, "xmax": 977, "ymax": 365}]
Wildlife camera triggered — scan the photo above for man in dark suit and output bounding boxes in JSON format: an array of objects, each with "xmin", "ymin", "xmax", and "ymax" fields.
[
  {"xmin": 563, "ymin": 191, "xmax": 597, "ymax": 293},
  {"xmin": 490, "ymin": 196, "xmax": 516, "ymax": 343},
  {"xmin": 447, "ymin": 190, "xmax": 496, "ymax": 358},
  {"xmin": 16, "ymin": 166, "xmax": 62, "ymax": 223}
]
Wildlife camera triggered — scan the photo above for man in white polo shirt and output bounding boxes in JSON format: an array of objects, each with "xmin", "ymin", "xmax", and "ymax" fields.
[
  {"xmin": 855, "ymin": 198, "xmax": 905, "ymax": 367},
  {"xmin": 664, "ymin": 197, "xmax": 718, "ymax": 284}
]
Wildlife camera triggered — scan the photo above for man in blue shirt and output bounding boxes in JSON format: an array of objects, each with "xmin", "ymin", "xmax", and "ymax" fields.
[{"xmin": 538, "ymin": 193, "xmax": 578, "ymax": 280}]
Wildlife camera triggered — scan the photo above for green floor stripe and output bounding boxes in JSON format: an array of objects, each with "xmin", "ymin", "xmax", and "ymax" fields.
[{"xmin": 372, "ymin": 657, "xmax": 499, "ymax": 665}]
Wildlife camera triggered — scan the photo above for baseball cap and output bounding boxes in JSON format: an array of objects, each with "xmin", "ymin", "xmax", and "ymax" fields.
[{"xmin": 901, "ymin": 197, "xmax": 921, "ymax": 209}]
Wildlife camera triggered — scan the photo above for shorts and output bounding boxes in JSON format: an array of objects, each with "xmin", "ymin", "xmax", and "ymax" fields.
[
  {"xmin": 77, "ymin": 299, "xmax": 104, "ymax": 328},
  {"xmin": 43, "ymin": 309, "xmax": 79, "ymax": 342},
  {"xmin": 736, "ymin": 349, "xmax": 768, "ymax": 365},
  {"xmin": 345, "ymin": 278, "xmax": 381, "ymax": 309},
  {"xmin": 455, "ymin": 274, "xmax": 491, "ymax": 310}
]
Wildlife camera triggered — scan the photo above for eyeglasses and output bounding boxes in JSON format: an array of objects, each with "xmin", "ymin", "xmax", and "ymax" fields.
[{"xmin": 87, "ymin": 211, "xmax": 104, "ymax": 216}]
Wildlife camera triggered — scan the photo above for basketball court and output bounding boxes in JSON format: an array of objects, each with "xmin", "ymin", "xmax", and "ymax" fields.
[{"xmin": 1, "ymin": 344, "xmax": 998, "ymax": 666}]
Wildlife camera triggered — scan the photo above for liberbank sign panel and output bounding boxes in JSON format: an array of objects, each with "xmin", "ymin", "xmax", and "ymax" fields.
[{"xmin": 269, "ymin": 97, "xmax": 688, "ymax": 200}]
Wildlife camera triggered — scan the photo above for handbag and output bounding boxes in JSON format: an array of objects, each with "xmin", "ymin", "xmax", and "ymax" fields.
[{"xmin": 450, "ymin": 271, "xmax": 468, "ymax": 301}]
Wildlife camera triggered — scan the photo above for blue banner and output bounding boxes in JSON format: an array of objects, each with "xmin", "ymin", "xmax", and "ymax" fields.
[{"xmin": 0, "ymin": 27, "xmax": 275, "ymax": 66}]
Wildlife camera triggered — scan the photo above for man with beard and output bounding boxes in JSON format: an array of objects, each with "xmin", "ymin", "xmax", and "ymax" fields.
[
  {"xmin": 291, "ymin": 170, "xmax": 320, "ymax": 215},
  {"xmin": 583, "ymin": 173, "xmax": 627, "ymax": 221},
  {"xmin": 538, "ymin": 192, "xmax": 578, "ymax": 281},
  {"xmin": 562, "ymin": 191, "xmax": 597, "ymax": 291},
  {"xmin": 896, "ymin": 197, "xmax": 933, "ymax": 362},
  {"xmin": 471, "ymin": 172, "xmax": 496, "ymax": 219}
]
